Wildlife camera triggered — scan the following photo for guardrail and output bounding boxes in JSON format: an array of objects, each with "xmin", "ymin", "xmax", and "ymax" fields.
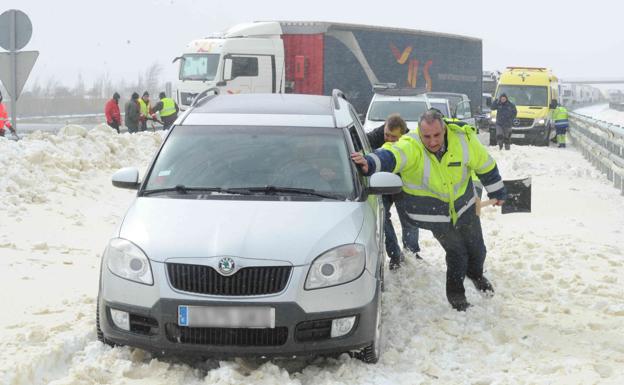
[
  {"xmin": 609, "ymin": 102, "xmax": 624, "ymax": 112},
  {"xmin": 569, "ymin": 112, "xmax": 624, "ymax": 195}
]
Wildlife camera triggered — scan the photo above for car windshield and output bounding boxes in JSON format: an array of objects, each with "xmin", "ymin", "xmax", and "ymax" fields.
[
  {"xmin": 367, "ymin": 100, "xmax": 428, "ymax": 121},
  {"xmin": 496, "ymin": 85, "xmax": 548, "ymax": 107},
  {"xmin": 429, "ymin": 102, "xmax": 450, "ymax": 117},
  {"xmin": 179, "ymin": 53, "xmax": 220, "ymax": 81},
  {"xmin": 144, "ymin": 125, "xmax": 355, "ymax": 198}
]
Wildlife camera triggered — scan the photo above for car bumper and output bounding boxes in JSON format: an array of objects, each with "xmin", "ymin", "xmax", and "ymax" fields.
[{"xmin": 98, "ymin": 289, "xmax": 379, "ymax": 358}]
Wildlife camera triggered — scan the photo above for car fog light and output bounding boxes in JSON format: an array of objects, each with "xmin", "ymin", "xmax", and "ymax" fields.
[
  {"xmin": 110, "ymin": 308, "xmax": 130, "ymax": 331},
  {"xmin": 331, "ymin": 316, "xmax": 356, "ymax": 338}
]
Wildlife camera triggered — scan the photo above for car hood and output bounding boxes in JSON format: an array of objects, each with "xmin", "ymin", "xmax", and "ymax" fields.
[{"xmin": 118, "ymin": 197, "xmax": 365, "ymax": 265}]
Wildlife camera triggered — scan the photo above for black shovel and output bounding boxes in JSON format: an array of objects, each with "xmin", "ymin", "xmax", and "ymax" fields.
[{"xmin": 476, "ymin": 177, "xmax": 531, "ymax": 215}]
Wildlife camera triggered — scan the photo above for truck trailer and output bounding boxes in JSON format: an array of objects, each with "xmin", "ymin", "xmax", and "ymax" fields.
[{"xmin": 174, "ymin": 21, "xmax": 482, "ymax": 114}]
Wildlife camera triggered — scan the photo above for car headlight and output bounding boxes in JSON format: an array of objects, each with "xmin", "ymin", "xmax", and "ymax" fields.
[
  {"xmin": 490, "ymin": 117, "xmax": 496, "ymax": 123},
  {"xmin": 305, "ymin": 244, "xmax": 365, "ymax": 290},
  {"xmin": 105, "ymin": 238, "xmax": 153, "ymax": 285},
  {"xmin": 537, "ymin": 118, "xmax": 545, "ymax": 125}
]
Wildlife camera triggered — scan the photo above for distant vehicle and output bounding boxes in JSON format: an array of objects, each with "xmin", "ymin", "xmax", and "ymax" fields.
[
  {"xmin": 422, "ymin": 92, "xmax": 476, "ymax": 127},
  {"xmin": 363, "ymin": 84, "xmax": 450, "ymax": 132},
  {"xmin": 482, "ymin": 70, "xmax": 499, "ymax": 95},
  {"xmin": 174, "ymin": 21, "xmax": 483, "ymax": 114},
  {"xmin": 490, "ymin": 66, "xmax": 559, "ymax": 146},
  {"xmin": 97, "ymin": 90, "xmax": 403, "ymax": 364},
  {"xmin": 476, "ymin": 93, "xmax": 493, "ymax": 132}
]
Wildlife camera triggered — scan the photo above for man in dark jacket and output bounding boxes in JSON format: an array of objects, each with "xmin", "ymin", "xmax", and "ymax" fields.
[
  {"xmin": 490, "ymin": 93, "xmax": 517, "ymax": 150},
  {"xmin": 124, "ymin": 92, "xmax": 140, "ymax": 133},
  {"xmin": 367, "ymin": 114, "xmax": 421, "ymax": 270}
]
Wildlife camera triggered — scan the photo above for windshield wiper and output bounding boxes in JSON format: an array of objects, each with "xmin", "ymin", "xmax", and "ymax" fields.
[
  {"xmin": 241, "ymin": 186, "xmax": 341, "ymax": 200},
  {"xmin": 140, "ymin": 185, "xmax": 252, "ymax": 196}
]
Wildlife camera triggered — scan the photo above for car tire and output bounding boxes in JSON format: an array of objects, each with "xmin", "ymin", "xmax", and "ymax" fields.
[
  {"xmin": 356, "ymin": 287, "xmax": 382, "ymax": 364},
  {"xmin": 96, "ymin": 297, "xmax": 115, "ymax": 347}
]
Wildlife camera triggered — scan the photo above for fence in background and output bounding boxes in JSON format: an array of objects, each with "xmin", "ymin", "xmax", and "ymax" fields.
[{"xmin": 569, "ymin": 112, "xmax": 624, "ymax": 195}]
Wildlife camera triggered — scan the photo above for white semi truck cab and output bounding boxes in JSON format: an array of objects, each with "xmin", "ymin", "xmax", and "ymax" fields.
[{"xmin": 174, "ymin": 22, "xmax": 285, "ymax": 110}]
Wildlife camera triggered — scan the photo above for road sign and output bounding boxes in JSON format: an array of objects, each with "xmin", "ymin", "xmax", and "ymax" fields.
[
  {"xmin": 0, "ymin": 10, "xmax": 32, "ymax": 51},
  {"xmin": 0, "ymin": 51, "xmax": 39, "ymax": 100}
]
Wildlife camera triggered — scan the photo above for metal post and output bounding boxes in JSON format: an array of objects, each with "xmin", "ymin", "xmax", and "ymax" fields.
[{"xmin": 9, "ymin": 10, "xmax": 17, "ymax": 130}]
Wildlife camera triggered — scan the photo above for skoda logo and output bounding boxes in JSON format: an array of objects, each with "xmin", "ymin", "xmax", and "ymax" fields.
[
  {"xmin": 217, "ymin": 257, "xmax": 236, "ymax": 276},
  {"xmin": 513, "ymin": 119, "xmax": 520, "ymax": 126}
]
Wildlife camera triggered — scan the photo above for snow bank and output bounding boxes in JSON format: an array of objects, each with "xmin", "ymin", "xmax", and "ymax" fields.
[{"xmin": 0, "ymin": 125, "xmax": 162, "ymax": 210}]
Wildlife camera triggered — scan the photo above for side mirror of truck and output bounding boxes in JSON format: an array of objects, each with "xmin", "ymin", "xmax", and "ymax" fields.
[{"xmin": 223, "ymin": 58, "xmax": 233, "ymax": 81}]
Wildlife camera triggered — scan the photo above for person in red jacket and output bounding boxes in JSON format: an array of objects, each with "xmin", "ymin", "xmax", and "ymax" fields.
[
  {"xmin": 0, "ymin": 91, "xmax": 16, "ymax": 137},
  {"xmin": 104, "ymin": 92, "xmax": 122, "ymax": 133}
]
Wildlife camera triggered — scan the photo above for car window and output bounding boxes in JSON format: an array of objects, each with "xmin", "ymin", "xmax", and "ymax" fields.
[
  {"xmin": 367, "ymin": 100, "xmax": 428, "ymax": 121},
  {"xmin": 145, "ymin": 125, "xmax": 355, "ymax": 197},
  {"xmin": 430, "ymin": 102, "xmax": 450, "ymax": 117}
]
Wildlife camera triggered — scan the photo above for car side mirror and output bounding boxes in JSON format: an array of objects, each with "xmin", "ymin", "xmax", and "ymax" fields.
[
  {"xmin": 112, "ymin": 167, "xmax": 141, "ymax": 190},
  {"xmin": 216, "ymin": 80, "xmax": 227, "ymax": 86},
  {"xmin": 367, "ymin": 172, "xmax": 402, "ymax": 195}
]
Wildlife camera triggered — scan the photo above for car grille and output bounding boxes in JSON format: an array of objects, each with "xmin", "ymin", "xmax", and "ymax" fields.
[
  {"xmin": 180, "ymin": 92, "xmax": 197, "ymax": 106},
  {"xmin": 166, "ymin": 263, "xmax": 292, "ymax": 296},
  {"xmin": 295, "ymin": 319, "xmax": 332, "ymax": 342},
  {"xmin": 513, "ymin": 118, "xmax": 534, "ymax": 127},
  {"xmin": 165, "ymin": 324, "xmax": 288, "ymax": 346}
]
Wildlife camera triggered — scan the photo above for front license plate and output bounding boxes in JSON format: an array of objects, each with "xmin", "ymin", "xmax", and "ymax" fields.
[
  {"xmin": 511, "ymin": 133, "xmax": 525, "ymax": 139},
  {"xmin": 178, "ymin": 305, "xmax": 275, "ymax": 328}
]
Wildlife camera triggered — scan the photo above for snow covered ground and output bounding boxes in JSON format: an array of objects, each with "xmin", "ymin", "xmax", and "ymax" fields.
[{"xmin": 1, "ymin": 118, "xmax": 623, "ymax": 385}]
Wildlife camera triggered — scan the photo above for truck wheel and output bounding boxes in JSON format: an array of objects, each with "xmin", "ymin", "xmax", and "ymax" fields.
[{"xmin": 356, "ymin": 289, "xmax": 382, "ymax": 364}]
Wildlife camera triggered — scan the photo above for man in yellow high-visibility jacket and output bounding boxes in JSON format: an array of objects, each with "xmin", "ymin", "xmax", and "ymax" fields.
[
  {"xmin": 152, "ymin": 92, "xmax": 179, "ymax": 130},
  {"xmin": 351, "ymin": 109, "xmax": 506, "ymax": 311}
]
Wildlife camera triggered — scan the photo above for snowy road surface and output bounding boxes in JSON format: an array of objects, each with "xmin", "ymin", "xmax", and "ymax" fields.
[{"xmin": 0, "ymin": 120, "xmax": 623, "ymax": 385}]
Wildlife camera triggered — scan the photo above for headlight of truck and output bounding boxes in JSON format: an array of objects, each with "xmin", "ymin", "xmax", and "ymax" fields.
[
  {"xmin": 305, "ymin": 244, "xmax": 365, "ymax": 290},
  {"xmin": 490, "ymin": 117, "xmax": 496, "ymax": 123},
  {"xmin": 537, "ymin": 118, "xmax": 545, "ymax": 125},
  {"xmin": 105, "ymin": 238, "xmax": 153, "ymax": 285}
]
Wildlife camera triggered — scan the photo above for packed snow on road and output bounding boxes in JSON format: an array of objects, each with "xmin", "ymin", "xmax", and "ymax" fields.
[{"xmin": 0, "ymin": 117, "xmax": 623, "ymax": 385}]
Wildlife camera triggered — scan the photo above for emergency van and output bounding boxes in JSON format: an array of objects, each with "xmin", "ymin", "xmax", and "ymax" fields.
[{"xmin": 490, "ymin": 67, "xmax": 559, "ymax": 146}]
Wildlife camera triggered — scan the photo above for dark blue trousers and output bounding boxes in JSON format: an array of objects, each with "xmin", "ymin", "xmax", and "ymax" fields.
[
  {"xmin": 382, "ymin": 194, "xmax": 420, "ymax": 261},
  {"xmin": 430, "ymin": 211, "xmax": 486, "ymax": 301}
]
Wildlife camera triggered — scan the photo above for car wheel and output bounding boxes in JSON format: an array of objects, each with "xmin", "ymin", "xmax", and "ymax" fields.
[
  {"xmin": 356, "ymin": 287, "xmax": 382, "ymax": 364},
  {"xmin": 96, "ymin": 297, "xmax": 115, "ymax": 347}
]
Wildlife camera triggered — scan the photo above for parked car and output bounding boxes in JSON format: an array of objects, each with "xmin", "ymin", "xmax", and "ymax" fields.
[
  {"xmin": 363, "ymin": 85, "xmax": 450, "ymax": 132},
  {"xmin": 96, "ymin": 90, "xmax": 403, "ymax": 364},
  {"xmin": 422, "ymin": 92, "xmax": 476, "ymax": 127}
]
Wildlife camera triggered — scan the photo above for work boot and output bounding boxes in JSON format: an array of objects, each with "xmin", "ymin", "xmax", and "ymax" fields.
[
  {"xmin": 469, "ymin": 276, "xmax": 495, "ymax": 296},
  {"xmin": 389, "ymin": 258, "xmax": 401, "ymax": 271},
  {"xmin": 448, "ymin": 294, "xmax": 471, "ymax": 312},
  {"xmin": 504, "ymin": 143, "xmax": 510, "ymax": 150}
]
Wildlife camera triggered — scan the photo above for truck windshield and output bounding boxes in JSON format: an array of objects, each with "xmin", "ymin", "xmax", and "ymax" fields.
[
  {"xmin": 497, "ymin": 85, "xmax": 548, "ymax": 107},
  {"xmin": 179, "ymin": 54, "xmax": 220, "ymax": 81},
  {"xmin": 144, "ymin": 125, "xmax": 355, "ymax": 199},
  {"xmin": 368, "ymin": 101, "xmax": 428, "ymax": 121}
]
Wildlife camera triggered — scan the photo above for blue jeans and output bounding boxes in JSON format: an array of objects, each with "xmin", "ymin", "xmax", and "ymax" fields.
[{"xmin": 383, "ymin": 194, "xmax": 420, "ymax": 261}]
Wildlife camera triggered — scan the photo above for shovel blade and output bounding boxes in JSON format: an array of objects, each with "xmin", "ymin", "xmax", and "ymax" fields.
[{"xmin": 502, "ymin": 177, "xmax": 531, "ymax": 214}]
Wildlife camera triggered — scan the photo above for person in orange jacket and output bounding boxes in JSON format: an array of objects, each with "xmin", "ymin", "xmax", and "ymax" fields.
[{"xmin": 0, "ymin": 91, "xmax": 16, "ymax": 137}]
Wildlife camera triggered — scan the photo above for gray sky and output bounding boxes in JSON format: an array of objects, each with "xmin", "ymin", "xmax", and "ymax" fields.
[{"xmin": 2, "ymin": 0, "xmax": 623, "ymax": 89}]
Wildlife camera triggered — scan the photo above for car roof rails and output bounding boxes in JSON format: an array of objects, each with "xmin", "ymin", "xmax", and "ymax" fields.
[
  {"xmin": 372, "ymin": 82, "xmax": 397, "ymax": 92},
  {"xmin": 331, "ymin": 89, "xmax": 347, "ymax": 110},
  {"xmin": 191, "ymin": 87, "xmax": 221, "ymax": 107}
]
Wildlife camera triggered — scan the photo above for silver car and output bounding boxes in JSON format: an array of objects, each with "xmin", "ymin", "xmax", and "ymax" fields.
[{"xmin": 97, "ymin": 91, "xmax": 402, "ymax": 363}]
